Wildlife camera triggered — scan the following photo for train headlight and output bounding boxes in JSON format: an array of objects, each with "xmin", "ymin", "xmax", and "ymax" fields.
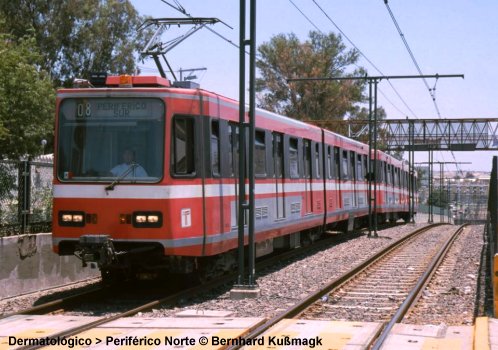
[
  {"xmin": 135, "ymin": 215, "xmax": 147, "ymax": 223},
  {"xmin": 132, "ymin": 211, "xmax": 162, "ymax": 228},
  {"xmin": 147, "ymin": 215, "xmax": 159, "ymax": 223},
  {"xmin": 58, "ymin": 211, "xmax": 86, "ymax": 227},
  {"xmin": 61, "ymin": 214, "xmax": 73, "ymax": 222},
  {"xmin": 72, "ymin": 214, "xmax": 84, "ymax": 222}
]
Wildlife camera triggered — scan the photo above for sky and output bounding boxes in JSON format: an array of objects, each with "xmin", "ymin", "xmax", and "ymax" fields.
[{"xmin": 130, "ymin": 0, "xmax": 498, "ymax": 173}]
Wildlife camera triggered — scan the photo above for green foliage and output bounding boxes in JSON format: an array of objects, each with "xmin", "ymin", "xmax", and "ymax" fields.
[
  {"xmin": 256, "ymin": 31, "xmax": 366, "ymax": 123},
  {"xmin": 0, "ymin": 32, "xmax": 55, "ymax": 159},
  {"xmin": 0, "ymin": 0, "xmax": 153, "ymax": 86}
]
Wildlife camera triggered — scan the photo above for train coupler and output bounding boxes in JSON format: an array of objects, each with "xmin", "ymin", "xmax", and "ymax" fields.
[{"xmin": 74, "ymin": 234, "xmax": 122, "ymax": 269}]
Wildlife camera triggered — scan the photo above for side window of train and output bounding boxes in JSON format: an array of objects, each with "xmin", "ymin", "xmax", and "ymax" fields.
[
  {"xmin": 228, "ymin": 123, "xmax": 239, "ymax": 178},
  {"xmin": 363, "ymin": 155, "xmax": 368, "ymax": 181},
  {"xmin": 211, "ymin": 120, "xmax": 220, "ymax": 177},
  {"xmin": 349, "ymin": 151, "xmax": 356, "ymax": 181},
  {"xmin": 378, "ymin": 161, "xmax": 385, "ymax": 183},
  {"xmin": 289, "ymin": 137, "xmax": 299, "ymax": 178},
  {"xmin": 326, "ymin": 146, "xmax": 333, "ymax": 179},
  {"xmin": 172, "ymin": 116, "xmax": 196, "ymax": 176},
  {"xmin": 334, "ymin": 147, "xmax": 340, "ymax": 180},
  {"xmin": 341, "ymin": 150, "xmax": 349, "ymax": 180},
  {"xmin": 273, "ymin": 132, "xmax": 284, "ymax": 179},
  {"xmin": 356, "ymin": 153, "xmax": 363, "ymax": 181},
  {"xmin": 313, "ymin": 142, "xmax": 321, "ymax": 179},
  {"xmin": 303, "ymin": 139, "xmax": 312, "ymax": 179},
  {"xmin": 255, "ymin": 129, "xmax": 266, "ymax": 177}
]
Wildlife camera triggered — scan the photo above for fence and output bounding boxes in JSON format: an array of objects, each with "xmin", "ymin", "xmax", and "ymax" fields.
[
  {"xmin": 487, "ymin": 155, "xmax": 498, "ymax": 317},
  {"xmin": 0, "ymin": 159, "xmax": 53, "ymax": 237}
]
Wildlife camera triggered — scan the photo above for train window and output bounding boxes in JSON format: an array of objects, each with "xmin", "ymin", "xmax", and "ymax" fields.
[
  {"xmin": 172, "ymin": 117, "xmax": 196, "ymax": 176},
  {"xmin": 334, "ymin": 147, "xmax": 340, "ymax": 180},
  {"xmin": 289, "ymin": 138, "xmax": 299, "ymax": 178},
  {"xmin": 57, "ymin": 97, "xmax": 164, "ymax": 182},
  {"xmin": 356, "ymin": 154, "xmax": 363, "ymax": 181},
  {"xmin": 211, "ymin": 120, "xmax": 220, "ymax": 177},
  {"xmin": 255, "ymin": 130, "xmax": 266, "ymax": 177},
  {"xmin": 273, "ymin": 133, "xmax": 284, "ymax": 178},
  {"xmin": 315, "ymin": 143, "xmax": 321, "ymax": 179},
  {"xmin": 350, "ymin": 151, "xmax": 356, "ymax": 181},
  {"xmin": 341, "ymin": 150, "xmax": 349, "ymax": 180},
  {"xmin": 228, "ymin": 123, "xmax": 239, "ymax": 178},
  {"xmin": 327, "ymin": 146, "xmax": 333, "ymax": 179},
  {"xmin": 363, "ymin": 155, "xmax": 368, "ymax": 181},
  {"xmin": 303, "ymin": 140, "xmax": 312, "ymax": 179}
]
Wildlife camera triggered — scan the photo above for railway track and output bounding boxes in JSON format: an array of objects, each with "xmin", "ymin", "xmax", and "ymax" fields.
[
  {"xmin": 4, "ymin": 221, "xmax": 460, "ymax": 350},
  {"xmin": 227, "ymin": 223, "xmax": 466, "ymax": 350},
  {"xmin": 6, "ymin": 228, "xmax": 377, "ymax": 350}
]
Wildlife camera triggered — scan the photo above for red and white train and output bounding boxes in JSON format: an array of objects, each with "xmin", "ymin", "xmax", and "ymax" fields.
[{"xmin": 52, "ymin": 75, "xmax": 417, "ymax": 280}]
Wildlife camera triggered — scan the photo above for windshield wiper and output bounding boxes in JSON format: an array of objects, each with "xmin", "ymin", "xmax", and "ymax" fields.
[{"xmin": 105, "ymin": 163, "xmax": 137, "ymax": 192}]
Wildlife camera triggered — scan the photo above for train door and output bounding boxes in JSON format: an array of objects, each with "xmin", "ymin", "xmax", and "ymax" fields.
[
  {"xmin": 273, "ymin": 132, "xmax": 285, "ymax": 219},
  {"xmin": 303, "ymin": 139, "xmax": 313, "ymax": 214}
]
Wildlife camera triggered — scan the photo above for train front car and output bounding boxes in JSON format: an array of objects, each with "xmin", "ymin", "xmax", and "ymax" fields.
[{"xmin": 52, "ymin": 76, "xmax": 183, "ymax": 281}]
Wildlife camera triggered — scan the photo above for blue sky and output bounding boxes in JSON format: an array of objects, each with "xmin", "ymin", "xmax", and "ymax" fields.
[{"xmin": 131, "ymin": 0, "xmax": 498, "ymax": 172}]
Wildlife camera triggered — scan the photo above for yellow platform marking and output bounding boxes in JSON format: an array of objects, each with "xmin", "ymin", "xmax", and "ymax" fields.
[
  {"xmin": 474, "ymin": 317, "xmax": 490, "ymax": 350},
  {"xmin": 421, "ymin": 338, "xmax": 462, "ymax": 350}
]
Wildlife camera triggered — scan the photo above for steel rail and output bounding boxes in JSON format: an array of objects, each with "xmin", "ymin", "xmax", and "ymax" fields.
[
  {"xmin": 370, "ymin": 223, "xmax": 467, "ymax": 350},
  {"xmin": 227, "ymin": 223, "xmax": 445, "ymax": 350}
]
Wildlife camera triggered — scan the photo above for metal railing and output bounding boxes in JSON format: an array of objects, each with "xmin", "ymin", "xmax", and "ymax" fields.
[{"xmin": 0, "ymin": 159, "xmax": 53, "ymax": 237}]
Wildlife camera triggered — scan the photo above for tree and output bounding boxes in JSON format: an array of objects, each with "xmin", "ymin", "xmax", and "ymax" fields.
[
  {"xmin": 0, "ymin": 32, "xmax": 55, "ymax": 159},
  {"xmin": 256, "ymin": 31, "xmax": 366, "ymax": 123},
  {"xmin": 0, "ymin": 0, "xmax": 153, "ymax": 86}
]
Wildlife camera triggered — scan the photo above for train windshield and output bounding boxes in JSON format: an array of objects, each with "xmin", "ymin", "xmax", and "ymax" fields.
[{"xmin": 57, "ymin": 97, "xmax": 165, "ymax": 182}]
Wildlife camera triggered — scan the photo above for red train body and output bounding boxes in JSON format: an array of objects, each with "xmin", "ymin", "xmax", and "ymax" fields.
[{"xmin": 52, "ymin": 75, "xmax": 417, "ymax": 280}]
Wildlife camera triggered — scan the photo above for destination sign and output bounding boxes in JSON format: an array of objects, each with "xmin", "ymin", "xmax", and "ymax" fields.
[{"xmin": 60, "ymin": 98, "xmax": 164, "ymax": 120}]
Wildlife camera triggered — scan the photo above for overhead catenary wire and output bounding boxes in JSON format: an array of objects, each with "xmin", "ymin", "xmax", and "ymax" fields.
[
  {"xmin": 311, "ymin": 0, "xmax": 418, "ymax": 119},
  {"xmin": 383, "ymin": 0, "xmax": 442, "ymax": 118},
  {"xmin": 383, "ymin": 0, "xmax": 462, "ymax": 172},
  {"xmin": 289, "ymin": 0, "xmax": 420, "ymax": 119}
]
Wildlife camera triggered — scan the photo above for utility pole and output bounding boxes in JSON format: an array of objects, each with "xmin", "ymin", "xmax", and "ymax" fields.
[{"xmin": 231, "ymin": 0, "xmax": 260, "ymax": 299}]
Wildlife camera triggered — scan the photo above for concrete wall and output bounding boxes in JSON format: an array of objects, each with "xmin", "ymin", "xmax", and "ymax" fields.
[{"xmin": 0, "ymin": 233, "xmax": 99, "ymax": 299}]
